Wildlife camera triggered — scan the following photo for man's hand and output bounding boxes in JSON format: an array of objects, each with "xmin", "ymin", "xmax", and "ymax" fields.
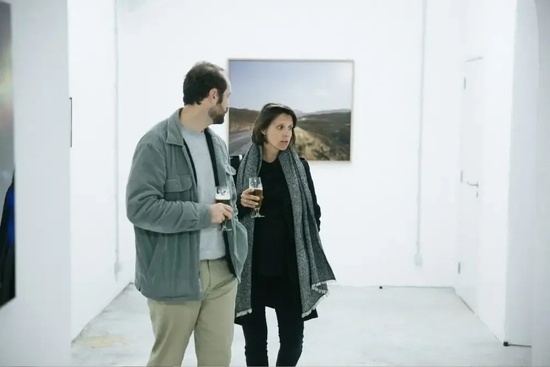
[{"xmin": 210, "ymin": 203, "xmax": 233, "ymax": 224}]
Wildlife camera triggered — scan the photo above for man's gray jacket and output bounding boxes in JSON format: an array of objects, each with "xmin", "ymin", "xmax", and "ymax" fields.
[{"xmin": 126, "ymin": 109, "xmax": 248, "ymax": 302}]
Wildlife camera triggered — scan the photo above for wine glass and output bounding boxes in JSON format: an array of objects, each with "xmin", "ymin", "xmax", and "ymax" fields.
[
  {"xmin": 249, "ymin": 177, "xmax": 265, "ymax": 218},
  {"xmin": 215, "ymin": 186, "xmax": 232, "ymax": 231}
]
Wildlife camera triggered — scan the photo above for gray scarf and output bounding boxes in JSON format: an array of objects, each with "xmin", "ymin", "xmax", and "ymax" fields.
[{"xmin": 235, "ymin": 143, "xmax": 336, "ymax": 318}]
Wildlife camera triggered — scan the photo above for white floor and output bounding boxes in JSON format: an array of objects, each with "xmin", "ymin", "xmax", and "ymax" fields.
[{"xmin": 71, "ymin": 284, "xmax": 531, "ymax": 366}]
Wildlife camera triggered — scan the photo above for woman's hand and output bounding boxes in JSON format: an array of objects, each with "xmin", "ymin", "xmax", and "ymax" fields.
[{"xmin": 240, "ymin": 187, "xmax": 260, "ymax": 208}]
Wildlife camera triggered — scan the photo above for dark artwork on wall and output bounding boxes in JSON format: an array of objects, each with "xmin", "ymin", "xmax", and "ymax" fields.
[
  {"xmin": 227, "ymin": 59, "xmax": 354, "ymax": 161},
  {"xmin": 0, "ymin": 1, "xmax": 15, "ymax": 310}
]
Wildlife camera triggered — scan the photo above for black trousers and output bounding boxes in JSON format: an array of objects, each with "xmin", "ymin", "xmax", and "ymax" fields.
[{"xmin": 240, "ymin": 275, "xmax": 304, "ymax": 366}]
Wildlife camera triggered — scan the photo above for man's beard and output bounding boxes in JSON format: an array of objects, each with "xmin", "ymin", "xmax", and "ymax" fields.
[{"xmin": 209, "ymin": 105, "xmax": 226, "ymax": 125}]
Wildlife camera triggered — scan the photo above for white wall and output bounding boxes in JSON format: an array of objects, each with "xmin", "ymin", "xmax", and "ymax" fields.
[
  {"xmin": 454, "ymin": 0, "xmax": 518, "ymax": 342},
  {"xmin": 419, "ymin": 0, "xmax": 462, "ymax": 287},
  {"xmin": 430, "ymin": 0, "xmax": 550, "ymax": 354},
  {"xmin": 457, "ymin": 0, "xmax": 550, "ymax": 350},
  {"xmin": 475, "ymin": 0, "xmax": 517, "ymax": 341},
  {"xmin": 68, "ymin": 0, "xmax": 132, "ymax": 339},
  {"xmin": 532, "ymin": 0, "xmax": 550, "ymax": 364},
  {"xmin": 116, "ymin": 0, "xmax": 465, "ymax": 288},
  {"xmin": 0, "ymin": 0, "xmax": 71, "ymax": 365},
  {"xmin": 505, "ymin": 0, "xmax": 538, "ymax": 346},
  {"xmin": 461, "ymin": 0, "xmax": 485, "ymax": 59}
]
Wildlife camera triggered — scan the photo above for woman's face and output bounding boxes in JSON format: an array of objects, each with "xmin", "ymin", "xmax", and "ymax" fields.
[{"xmin": 263, "ymin": 113, "xmax": 294, "ymax": 152}]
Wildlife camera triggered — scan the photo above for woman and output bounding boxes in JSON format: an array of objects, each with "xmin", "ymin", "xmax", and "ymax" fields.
[{"xmin": 234, "ymin": 103, "xmax": 336, "ymax": 366}]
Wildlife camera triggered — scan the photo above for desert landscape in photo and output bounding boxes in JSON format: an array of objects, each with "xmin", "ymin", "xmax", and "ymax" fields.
[{"xmin": 228, "ymin": 59, "xmax": 354, "ymax": 161}]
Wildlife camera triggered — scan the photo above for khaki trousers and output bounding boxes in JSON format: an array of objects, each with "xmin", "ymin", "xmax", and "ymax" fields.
[{"xmin": 146, "ymin": 258, "xmax": 238, "ymax": 367}]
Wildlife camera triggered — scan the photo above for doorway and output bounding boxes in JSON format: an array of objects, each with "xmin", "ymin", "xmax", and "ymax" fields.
[{"xmin": 456, "ymin": 58, "xmax": 484, "ymax": 313}]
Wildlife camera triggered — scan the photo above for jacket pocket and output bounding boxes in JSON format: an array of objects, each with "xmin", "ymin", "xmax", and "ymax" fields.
[
  {"xmin": 164, "ymin": 174, "xmax": 193, "ymax": 201},
  {"xmin": 145, "ymin": 236, "xmax": 200, "ymax": 300}
]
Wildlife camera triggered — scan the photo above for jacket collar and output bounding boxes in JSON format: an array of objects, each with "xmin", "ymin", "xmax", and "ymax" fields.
[
  {"xmin": 166, "ymin": 108, "xmax": 217, "ymax": 146},
  {"xmin": 166, "ymin": 108, "xmax": 185, "ymax": 146}
]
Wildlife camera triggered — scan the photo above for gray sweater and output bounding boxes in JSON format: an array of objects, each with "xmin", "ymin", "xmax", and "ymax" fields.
[{"xmin": 179, "ymin": 124, "xmax": 225, "ymax": 260}]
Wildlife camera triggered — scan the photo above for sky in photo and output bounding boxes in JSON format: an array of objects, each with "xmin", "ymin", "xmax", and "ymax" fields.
[{"xmin": 228, "ymin": 60, "xmax": 353, "ymax": 114}]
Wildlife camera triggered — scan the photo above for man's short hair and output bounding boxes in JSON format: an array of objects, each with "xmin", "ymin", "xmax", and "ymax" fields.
[{"xmin": 183, "ymin": 61, "xmax": 227, "ymax": 105}]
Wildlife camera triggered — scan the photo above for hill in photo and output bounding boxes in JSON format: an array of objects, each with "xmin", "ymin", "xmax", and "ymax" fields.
[{"xmin": 228, "ymin": 107, "xmax": 351, "ymax": 161}]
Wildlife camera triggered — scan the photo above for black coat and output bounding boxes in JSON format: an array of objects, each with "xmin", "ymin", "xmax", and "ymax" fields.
[{"xmin": 230, "ymin": 155, "xmax": 321, "ymax": 322}]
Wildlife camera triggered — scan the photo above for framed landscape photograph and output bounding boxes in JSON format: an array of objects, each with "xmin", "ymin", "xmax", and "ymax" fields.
[
  {"xmin": 0, "ymin": 0, "xmax": 15, "ymax": 310},
  {"xmin": 227, "ymin": 59, "xmax": 354, "ymax": 161}
]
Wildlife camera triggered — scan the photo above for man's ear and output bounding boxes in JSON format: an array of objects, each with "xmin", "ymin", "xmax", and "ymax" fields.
[{"xmin": 209, "ymin": 88, "xmax": 218, "ymax": 100}]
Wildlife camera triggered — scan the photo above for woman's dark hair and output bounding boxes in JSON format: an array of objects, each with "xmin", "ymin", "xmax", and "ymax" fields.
[
  {"xmin": 251, "ymin": 103, "xmax": 298, "ymax": 147},
  {"xmin": 183, "ymin": 61, "xmax": 227, "ymax": 105}
]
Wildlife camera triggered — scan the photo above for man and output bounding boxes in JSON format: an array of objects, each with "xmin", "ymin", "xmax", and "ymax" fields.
[{"xmin": 126, "ymin": 61, "xmax": 248, "ymax": 366}]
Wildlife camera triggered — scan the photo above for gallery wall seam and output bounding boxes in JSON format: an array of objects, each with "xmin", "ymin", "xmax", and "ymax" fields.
[{"xmin": 414, "ymin": 0, "xmax": 428, "ymax": 268}]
